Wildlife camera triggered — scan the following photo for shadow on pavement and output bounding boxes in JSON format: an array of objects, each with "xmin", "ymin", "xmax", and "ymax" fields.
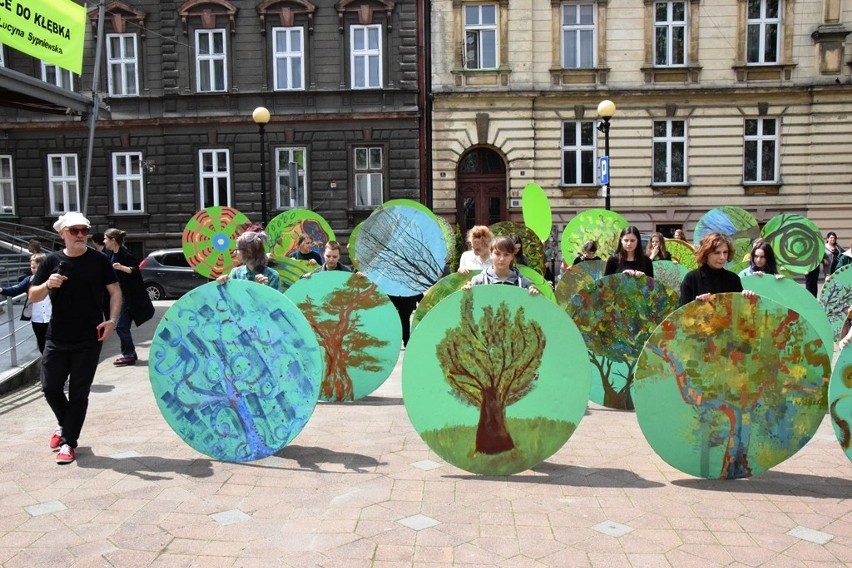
[
  {"xmin": 446, "ymin": 462, "xmax": 666, "ymax": 488},
  {"xmin": 269, "ymin": 444, "xmax": 387, "ymax": 473},
  {"xmin": 75, "ymin": 448, "xmax": 214, "ymax": 481},
  {"xmin": 89, "ymin": 384, "xmax": 115, "ymax": 393},
  {"xmin": 672, "ymin": 470, "xmax": 852, "ymax": 499}
]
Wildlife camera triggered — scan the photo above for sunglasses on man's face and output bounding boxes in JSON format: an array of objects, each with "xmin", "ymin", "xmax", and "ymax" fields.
[{"xmin": 66, "ymin": 227, "xmax": 89, "ymax": 236}]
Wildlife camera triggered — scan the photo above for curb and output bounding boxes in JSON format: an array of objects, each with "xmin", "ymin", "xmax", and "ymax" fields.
[{"xmin": 0, "ymin": 357, "xmax": 40, "ymax": 396}]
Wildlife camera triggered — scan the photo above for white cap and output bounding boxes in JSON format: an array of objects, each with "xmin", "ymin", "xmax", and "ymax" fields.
[{"xmin": 53, "ymin": 211, "xmax": 91, "ymax": 232}]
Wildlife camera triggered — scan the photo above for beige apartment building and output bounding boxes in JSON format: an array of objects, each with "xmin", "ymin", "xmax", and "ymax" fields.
[{"xmin": 429, "ymin": 0, "xmax": 852, "ymax": 251}]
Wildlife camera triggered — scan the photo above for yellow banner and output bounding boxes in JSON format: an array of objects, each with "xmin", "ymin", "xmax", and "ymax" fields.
[{"xmin": 0, "ymin": 0, "xmax": 87, "ymax": 75}]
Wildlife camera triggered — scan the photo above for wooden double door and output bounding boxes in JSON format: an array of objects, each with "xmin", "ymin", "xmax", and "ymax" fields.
[{"xmin": 456, "ymin": 148, "xmax": 507, "ymax": 236}]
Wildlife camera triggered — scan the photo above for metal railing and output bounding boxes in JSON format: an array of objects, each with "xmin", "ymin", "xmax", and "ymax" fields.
[{"xmin": 1, "ymin": 293, "xmax": 33, "ymax": 368}]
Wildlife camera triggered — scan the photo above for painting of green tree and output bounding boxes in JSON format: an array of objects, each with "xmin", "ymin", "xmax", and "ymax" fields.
[
  {"xmin": 693, "ymin": 206, "xmax": 760, "ymax": 260},
  {"xmin": 567, "ymin": 274, "xmax": 680, "ymax": 410},
  {"xmin": 829, "ymin": 346, "xmax": 852, "ymax": 463},
  {"xmin": 490, "ymin": 221, "xmax": 545, "ymax": 274},
  {"xmin": 560, "ymin": 209, "xmax": 627, "ymax": 262},
  {"xmin": 287, "ymin": 272, "xmax": 401, "ymax": 401},
  {"xmin": 635, "ymin": 294, "xmax": 830, "ymax": 479},
  {"xmin": 666, "ymin": 239, "xmax": 697, "ymax": 270},
  {"xmin": 554, "ymin": 267, "xmax": 594, "ymax": 307},
  {"xmin": 652, "ymin": 260, "xmax": 688, "ymax": 294},
  {"xmin": 402, "ymin": 286, "xmax": 591, "ymax": 475}
]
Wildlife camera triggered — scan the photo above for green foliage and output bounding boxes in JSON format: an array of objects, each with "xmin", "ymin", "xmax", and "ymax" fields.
[
  {"xmin": 560, "ymin": 209, "xmax": 628, "ymax": 262},
  {"xmin": 436, "ymin": 293, "xmax": 545, "ymax": 408},
  {"xmin": 420, "ymin": 417, "xmax": 576, "ymax": 475}
]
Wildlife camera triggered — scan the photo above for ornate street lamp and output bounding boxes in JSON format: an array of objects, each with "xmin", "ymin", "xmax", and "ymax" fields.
[
  {"xmin": 596, "ymin": 100, "xmax": 616, "ymax": 211},
  {"xmin": 252, "ymin": 106, "xmax": 271, "ymax": 225}
]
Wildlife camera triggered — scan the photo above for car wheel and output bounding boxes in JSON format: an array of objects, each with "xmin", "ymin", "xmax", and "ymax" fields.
[{"xmin": 146, "ymin": 282, "xmax": 165, "ymax": 301}]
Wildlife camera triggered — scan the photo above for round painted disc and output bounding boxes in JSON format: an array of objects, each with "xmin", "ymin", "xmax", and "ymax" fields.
[
  {"xmin": 521, "ymin": 183, "xmax": 552, "ymax": 242},
  {"xmin": 567, "ymin": 274, "xmax": 680, "ymax": 410},
  {"xmin": 554, "ymin": 267, "xmax": 594, "ymax": 308},
  {"xmin": 560, "ymin": 209, "xmax": 628, "ymax": 264},
  {"xmin": 761, "ymin": 213, "xmax": 823, "ymax": 274},
  {"xmin": 666, "ymin": 239, "xmax": 697, "ymax": 270},
  {"xmin": 182, "ymin": 206, "xmax": 251, "ymax": 279},
  {"xmin": 265, "ymin": 209, "xmax": 335, "ymax": 260},
  {"xmin": 490, "ymin": 221, "xmax": 545, "ymax": 274},
  {"xmin": 269, "ymin": 256, "xmax": 314, "ymax": 292},
  {"xmin": 412, "ymin": 271, "xmax": 479, "ymax": 330},
  {"xmin": 355, "ymin": 205, "xmax": 448, "ymax": 297},
  {"xmin": 518, "ymin": 265, "xmax": 557, "ymax": 302},
  {"xmin": 819, "ymin": 264, "xmax": 852, "ymax": 339},
  {"xmin": 741, "ymin": 274, "xmax": 833, "ymax": 358},
  {"xmin": 380, "ymin": 199, "xmax": 455, "ymax": 265},
  {"xmin": 635, "ymin": 293, "xmax": 830, "ymax": 479},
  {"xmin": 348, "ymin": 220, "xmax": 364, "ymax": 271},
  {"xmin": 829, "ymin": 347, "xmax": 852, "ymax": 463},
  {"xmin": 148, "ymin": 280, "xmax": 322, "ymax": 462},
  {"xmin": 652, "ymin": 260, "xmax": 689, "ymax": 295},
  {"xmin": 693, "ymin": 206, "xmax": 760, "ymax": 256},
  {"xmin": 285, "ymin": 271, "xmax": 402, "ymax": 401},
  {"xmin": 403, "ymin": 286, "xmax": 590, "ymax": 475}
]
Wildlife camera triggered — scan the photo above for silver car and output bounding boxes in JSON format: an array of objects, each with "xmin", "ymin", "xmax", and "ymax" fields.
[{"xmin": 139, "ymin": 248, "xmax": 209, "ymax": 300}]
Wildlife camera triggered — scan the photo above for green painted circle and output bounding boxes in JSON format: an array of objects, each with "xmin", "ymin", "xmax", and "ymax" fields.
[
  {"xmin": 517, "ymin": 265, "xmax": 556, "ymax": 302},
  {"xmin": 567, "ymin": 274, "xmax": 680, "ymax": 410},
  {"xmin": 819, "ymin": 264, "xmax": 852, "ymax": 340},
  {"xmin": 348, "ymin": 220, "xmax": 364, "ymax": 271},
  {"xmin": 635, "ymin": 293, "xmax": 830, "ymax": 479},
  {"xmin": 148, "ymin": 280, "xmax": 322, "ymax": 462},
  {"xmin": 412, "ymin": 271, "xmax": 478, "ymax": 330},
  {"xmin": 286, "ymin": 271, "xmax": 402, "ymax": 401},
  {"xmin": 560, "ymin": 209, "xmax": 628, "ymax": 264},
  {"xmin": 829, "ymin": 347, "xmax": 852, "ymax": 463},
  {"xmin": 403, "ymin": 286, "xmax": 591, "ymax": 475},
  {"xmin": 490, "ymin": 221, "xmax": 545, "ymax": 274},
  {"xmin": 666, "ymin": 239, "xmax": 697, "ymax": 270},
  {"xmin": 741, "ymin": 275, "xmax": 833, "ymax": 358},
  {"xmin": 182, "ymin": 206, "xmax": 251, "ymax": 279},
  {"xmin": 265, "ymin": 209, "xmax": 335, "ymax": 260},
  {"xmin": 521, "ymin": 183, "xmax": 552, "ymax": 242},
  {"xmin": 761, "ymin": 213, "xmax": 822, "ymax": 274}
]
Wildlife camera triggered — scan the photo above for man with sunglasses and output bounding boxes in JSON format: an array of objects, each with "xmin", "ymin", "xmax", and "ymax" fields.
[{"xmin": 28, "ymin": 212, "xmax": 122, "ymax": 465}]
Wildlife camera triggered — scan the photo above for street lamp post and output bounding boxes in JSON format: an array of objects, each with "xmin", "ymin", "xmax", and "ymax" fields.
[
  {"xmin": 252, "ymin": 106, "xmax": 271, "ymax": 226},
  {"xmin": 597, "ymin": 99, "xmax": 616, "ymax": 211}
]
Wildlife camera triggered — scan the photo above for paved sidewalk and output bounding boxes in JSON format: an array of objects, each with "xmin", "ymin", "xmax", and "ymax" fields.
[{"xmin": 0, "ymin": 307, "xmax": 850, "ymax": 567}]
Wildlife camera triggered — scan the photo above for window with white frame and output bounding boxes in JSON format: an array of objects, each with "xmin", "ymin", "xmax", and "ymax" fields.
[
  {"xmin": 561, "ymin": 2, "xmax": 595, "ymax": 69},
  {"xmin": 0, "ymin": 43, "xmax": 5, "ymax": 67},
  {"xmin": 276, "ymin": 147, "xmax": 307, "ymax": 209},
  {"xmin": 655, "ymin": 1, "xmax": 686, "ymax": 66},
  {"xmin": 464, "ymin": 4, "xmax": 498, "ymax": 69},
  {"xmin": 0, "ymin": 155, "xmax": 14, "ymax": 215},
  {"xmin": 47, "ymin": 154, "xmax": 80, "ymax": 214},
  {"xmin": 351, "ymin": 25, "xmax": 382, "ymax": 89},
  {"xmin": 354, "ymin": 147, "xmax": 383, "ymax": 208},
  {"xmin": 653, "ymin": 120, "xmax": 687, "ymax": 184},
  {"xmin": 746, "ymin": 0, "xmax": 780, "ymax": 64},
  {"xmin": 41, "ymin": 62, "xmax": 74, "ymax": 90},
  {"xmin": 106, "ymin": 33, "xmax": 139, "ymax": 97},
  {"xmin": 195, "ymin": 29, "xmax": 227, "ymax": 92},
  {"xmin": 561, "ymin": 122, "xmax": 596, "ymax": 185},
  {"xmin": 743, "ymin": 118, "xmax": 779, "ymax": 183},
  {"xmin": 273, "ymin": 27, "xmax": 305, "ymax": 91},
  {"xmin": 112, "ymin": 152, "xmax": 144, "ymax": 212},
  {"xmin": 199, "ymin": 149, "xmax": 231, "ymax": 207}
]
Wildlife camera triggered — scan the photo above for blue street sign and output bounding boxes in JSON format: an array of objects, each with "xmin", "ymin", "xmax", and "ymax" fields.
[{"xmin": 599, "ymin": 156, "xmax": 609, "ymax": 185}]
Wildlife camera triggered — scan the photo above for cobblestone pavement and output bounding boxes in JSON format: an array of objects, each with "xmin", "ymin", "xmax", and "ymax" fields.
[{"xmin": 0, "ymin": 306, "xmax": 850, "ymax": 567}]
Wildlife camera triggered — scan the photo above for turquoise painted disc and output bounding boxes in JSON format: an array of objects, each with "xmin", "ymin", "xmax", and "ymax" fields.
[
  {"xmin": 148, "ymin": 280, "xmax": 322, "ymax": 462},
  {"xmin": 403, "ymin": 286, "xmax": 590, "ymax": 475},
  {"xmin": 286, "ymin": 271, "xmax": 402, "ymax": 401},
  {"xmin": 829, "ymin": 347, "xmax": 852, "ymax": 463}
]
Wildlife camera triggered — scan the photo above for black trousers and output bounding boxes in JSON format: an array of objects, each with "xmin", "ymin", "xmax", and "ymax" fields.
[
  {"xmin": 32, "ymin": 322, "xmax": 48, "ymax": 354},
  {"xmin": 41, "ymin": 339, "xmax": 103, "ymax": 448},
  {"xmin": 389, "ymin": 294, "xmax": 422, "ymax": 347}
]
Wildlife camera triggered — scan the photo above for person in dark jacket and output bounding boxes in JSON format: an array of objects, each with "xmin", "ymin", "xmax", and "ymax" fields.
[
  {"xmin": 680, "ymin": 232, "xmax": 756, "ymax": 306},
  {"xmin": 104, "ymin": 228, "xmax": 155, "ymax": 366},
  {"xmin": 604, "ymin": 226, "xmax": 654, "ymax": 278}
]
